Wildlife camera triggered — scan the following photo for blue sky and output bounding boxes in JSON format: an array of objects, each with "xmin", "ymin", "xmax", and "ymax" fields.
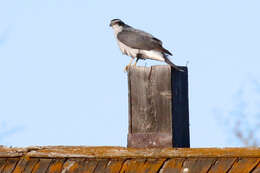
[{"xmin": 0, "ymin": 0, "xmax": 260, "ymax": 147}]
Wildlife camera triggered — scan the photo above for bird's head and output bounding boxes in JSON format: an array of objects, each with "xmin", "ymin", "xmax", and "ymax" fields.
[
  {"xmin": 110, "ymin": 19, "xmax": 127, "ymax": 32},
  {"xmin": 109, "ymin": 19, "xmax": 125, "ymax": 27}
]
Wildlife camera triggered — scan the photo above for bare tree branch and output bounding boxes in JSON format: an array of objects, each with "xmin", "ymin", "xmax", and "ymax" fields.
[{"xmin": 215, "ymin": 78, "xmax": 260, "ymax": 146}]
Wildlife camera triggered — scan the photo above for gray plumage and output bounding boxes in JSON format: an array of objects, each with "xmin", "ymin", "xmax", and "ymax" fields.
[{"xmin": 109, "ymin": 19, "xmax": 183, "ymax": 71}]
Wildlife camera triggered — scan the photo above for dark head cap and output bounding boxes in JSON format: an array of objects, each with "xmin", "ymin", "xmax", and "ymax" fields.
[{"xmin": 109, "ymin": 19, "xmax": 125, "ymax": 27}]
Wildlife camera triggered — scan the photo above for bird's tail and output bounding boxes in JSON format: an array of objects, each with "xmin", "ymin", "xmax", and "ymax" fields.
[{"xmin": 164, "ymin": 56, "xmax": 184, "ymax": 72}]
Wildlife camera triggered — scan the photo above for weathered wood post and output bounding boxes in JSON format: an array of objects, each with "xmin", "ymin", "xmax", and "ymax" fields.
[{"xmin": 127, "ymin": 65, "xmax": 189, "ymax": 148}]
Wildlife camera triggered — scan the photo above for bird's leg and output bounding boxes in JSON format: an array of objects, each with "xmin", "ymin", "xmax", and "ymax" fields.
[
  {"xmin": 124, "ymin": 58, "xmax": 134, "ymax": 72},
  {"xmin": 133, "ymin": 57, "xmax": 140, "ymax": 67}
]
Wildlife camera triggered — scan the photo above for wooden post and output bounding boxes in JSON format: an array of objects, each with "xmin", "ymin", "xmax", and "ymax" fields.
[{"xmin": 127, "ymin": 65, "xmax": 189, "ymax": 148}]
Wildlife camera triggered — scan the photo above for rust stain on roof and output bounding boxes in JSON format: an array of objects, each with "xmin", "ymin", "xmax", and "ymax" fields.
[{"xmin": 0, "ymin": 146, "xmax": 259, "ymax": 172}]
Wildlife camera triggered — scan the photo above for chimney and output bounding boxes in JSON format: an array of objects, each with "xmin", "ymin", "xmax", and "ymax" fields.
[{"xmin": 127, "ymin": 65, "xmax": 190, "ymax": 148}]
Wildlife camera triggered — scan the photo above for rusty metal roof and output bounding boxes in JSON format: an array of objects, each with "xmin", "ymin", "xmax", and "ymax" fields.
[{"xmin": 0, "ymin": 146, "xmax": 260, "ymax": 172}]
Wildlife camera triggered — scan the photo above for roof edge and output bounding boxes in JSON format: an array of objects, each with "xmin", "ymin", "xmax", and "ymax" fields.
[{"xmin": 1, "ymin": 146, "xmax": 260, "ymax": 158}]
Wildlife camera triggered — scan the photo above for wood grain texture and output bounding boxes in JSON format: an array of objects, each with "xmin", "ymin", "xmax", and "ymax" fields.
[
  {"xmin": 0, "ymin": 158, "xmax": 7, "ymax": 172},
  {"xmin": 159, "ymin": 158, "xmax": 185, "ymax": 173},
  {"xmin": 31, "ymin": 159, "xmax": 52, "ymax": 173},
  {"xmin": 128, "ymin": 66, "xmax": 172, "ymax": 134},
  {"xmin": 208, "ymin": 158, "xmax": 236, "ymax": 173},
  {"xmin": 228, "ymin": 158, "xmax": 260, "ymax": 173},
  {"xmin": 12, "ymin": 158, "xmax": 29, "ymax": 173},
  {"xmin": 128, "ymin": 133, "xmax": 172, "ymax": 149},
  {"xmin": 118, "ymin": 159, "xmax": 166, "ymax": 173},
  {"xmin": 119, "ymin": 159, "xmax": 146, "ymax": 173},
  {"xmin": 93, "ymin": 159, "xmax": 109, "ymax": 173},
  {"xmin": 23, "ymin": 146, "xmax": 260, "ymax": 158},
  {"xmin": 61, "ymin": 159, "xmax": 85, "ymax": 173},
  {"xmin": 23, "ymin": 158, "xmax": 39, "ymax": 173},
  {"xmin": 181, "ymin": 158, "xmax": 215, "ymax": 173},
  {"xmin": 2, "ymin": 158, "xmax": 19, "ymax": 173},
  {"xmin": 142, "ymin": 159, "xmax": 166, "ymax": 173},
  {"xmin": 0, "ymin": 153, "xmax": 260, "ymax": 172},
  {"xmin": 105, "ymin": 159, "xmax": 125, "ymax": 173},
  {"xmin": 252, "ymin": 162, "xmax": 260, "ymax": 173},
  {"xmin": 47, "ymin": 159, "xmax": 65, "ymax": 173},
  {"xmin": 0, "ymin": 147, "xmax": 25, "ymax": 157},
  {"xmin": 81, "ymin": 159, "xmax": 99, "ymax": 173},
  {"xmin": 127, "ymin": 65, "xmax": 189, "ymax": 148}
]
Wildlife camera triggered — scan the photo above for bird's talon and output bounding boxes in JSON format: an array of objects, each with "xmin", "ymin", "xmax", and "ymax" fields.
[{"xmin": 124, "ymin": 65, "xmax": 130, "ymax": 72}]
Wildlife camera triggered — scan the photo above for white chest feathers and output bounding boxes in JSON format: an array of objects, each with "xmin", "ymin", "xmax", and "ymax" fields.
[
  {"xmin": 117, "ymin": 40, "xmax": 165, "ymax": 62},
  {"xmin": 117, "ymin": 40, "xmax": 139, "ymax": 58}
]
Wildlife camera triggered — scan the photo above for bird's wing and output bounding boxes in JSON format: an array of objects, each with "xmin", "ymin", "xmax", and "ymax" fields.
[{"xmin": 117, "ymin": 29, "xmax": 172, "ymax": 55}]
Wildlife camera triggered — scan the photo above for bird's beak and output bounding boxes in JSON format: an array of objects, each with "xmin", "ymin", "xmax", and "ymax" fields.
[{"xmin": 109, "ymin": 23, "xmax": 112, "ymax": 27}]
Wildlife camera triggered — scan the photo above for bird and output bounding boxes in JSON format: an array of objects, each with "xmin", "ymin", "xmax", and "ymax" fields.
[{"xmin": 109, "ymin": 19, "xmax": 183, "ymax": 72}]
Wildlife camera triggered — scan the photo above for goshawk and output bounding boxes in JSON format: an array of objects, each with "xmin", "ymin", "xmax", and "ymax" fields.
[{"xmin": 109, "ymin": 19, "xmax": 183, "ymax": 71}]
